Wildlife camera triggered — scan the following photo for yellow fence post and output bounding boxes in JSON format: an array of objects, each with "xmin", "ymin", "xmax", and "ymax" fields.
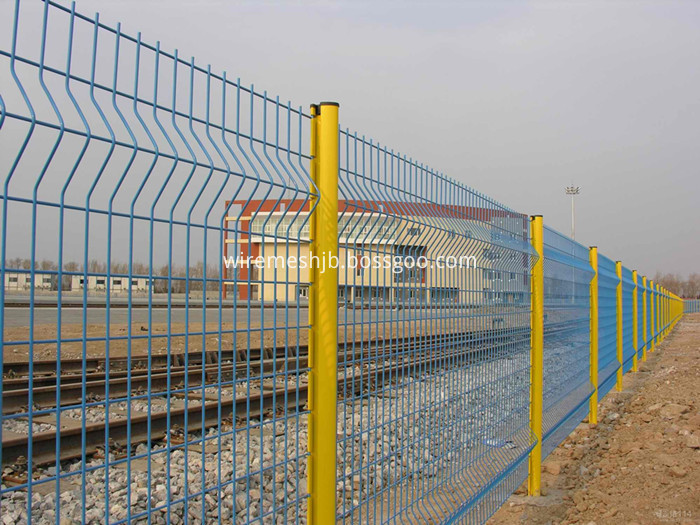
[
  {"xmin": 308, "ymin": 101, "xmax": 339, "ymax": 525},
  {"xmin": 649, "ymin": 280, "xmax": 655, "ymax": 352},
  {"xmin": 656, "ymin": 284, "xmax": 664, "ymax": 343},
  {"xmin": 661, "ymin": 287, "xmax": 665, "ymax": 339},
  {"xmin": 662, "ymin": 288, "xmax": 665, "ymax": 339},
  {"xmin": 642, "ymin": 276, "xmax": 647, "ymax": 362},
  {"xmin": 615, "ymin": 261, "xmax": 623, "ymax": 391},
  {"xmin": 528, "ymin": 215, "xmax": 544, "ymax": 497},
  {"xmin": 665, "ymin": 289, "xmax": 667, "ymax": 334},
  {"xmin": 632, "ymin": 270, "xmax": 638, "ymax": 372},
  {"xmin": 654, "ymin": 283, "xmax": 661, "ymax": 345},
  {"xmin": 665, "ymin": 288, "xmax": 669, "ymax": 336},
  {"xmin": 657, "ymin": 284, "xmax": 660, "ymax": 343},
  {"xmin": 660, "ymin": 287, "xmax": 664, "ymax": 340},
  {"xmin": 589, "ymin": 246, "xmax": 599, "ymax": 425}
]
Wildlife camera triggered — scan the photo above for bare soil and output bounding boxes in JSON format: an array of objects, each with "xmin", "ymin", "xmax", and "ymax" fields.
[{"xmin": 489, "ymin": 313, "xmax": 700, "ymax": 525}]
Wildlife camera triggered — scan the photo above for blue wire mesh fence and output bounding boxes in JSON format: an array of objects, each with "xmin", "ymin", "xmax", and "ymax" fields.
[
  {"xmin": 685, "ymin": 299, "xmax": 700, "ymax": 313},
  {"xmin": 540, "ymin": 227, "xmax": 594, "ymax": 459},
  {"xmin": 334, "ymin": 131, "xmax": 536, "ymax": 524},
  {"xmin": 595, "ymin": 254, "xmax": 619, "ymax": 399},
  {"xmin": 0, "ymin": 1, "xmax": 687, "ymax": 525},
  {"xmin": 1, "ymin": 0, "xmax": 313, "ymax": 523}
]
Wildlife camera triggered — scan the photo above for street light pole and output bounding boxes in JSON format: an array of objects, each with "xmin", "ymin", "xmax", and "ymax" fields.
[{"xmin": 565, "ymin": 185, "xmax": 581, "ymax": 240}]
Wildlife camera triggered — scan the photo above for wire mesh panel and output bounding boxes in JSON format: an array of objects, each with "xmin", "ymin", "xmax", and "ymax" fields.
[
  {"xmin": 0, "ymin": 1, "xmax": 313, "ymax": 523},
  {"xmin": 334, "ymin": 131, "xmax": 535, "ymax": 524},
  {"xmin": 540, "ymin": 227, "xmax": 594, "ymax": 458},
  {"xmin": 685, "ymin": 299, "xmax": 700, "ymax": 313},
  {"xmin": 596, "ymin": 254, "xmax": 618, "ymax": 398},
  {"xmin": 621, "ymin": 267, "xmax": 634, "ymax": 373}
]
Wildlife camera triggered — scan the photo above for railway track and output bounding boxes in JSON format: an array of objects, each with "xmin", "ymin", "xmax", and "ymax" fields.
[
  {"xmin": 2, "ymin": 325, "xmax": 527, "ymax": 378},
  {"xmin": 1, "ymin": 326, "xmax": 530, "ymax": 467}
]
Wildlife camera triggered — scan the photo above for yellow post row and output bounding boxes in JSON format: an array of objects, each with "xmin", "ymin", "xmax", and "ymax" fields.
[
  {"xmin": 588, "ymin": 246, "xmax": 599, "ymax": 425},
  {"xmin": 642, "ymin": 276, "xmax": 648, "ymax": 362},
  {"xmin": 668, "ymin": 292, "xmax": 671, "ymax": 330},
  {"xmin": 528, "ymin": 215, "xmax": 544, "ymax": 497},
  {"xmin": 308, "ymin": 102, "xmax": 339, "ymax": 525},
  {"xmin": 615, "ymin": 261, "xmax": 623, "ymax": 391},
  {"xmin": 632, "ymin": 270, "xmax": 638, "ymax": 372}
]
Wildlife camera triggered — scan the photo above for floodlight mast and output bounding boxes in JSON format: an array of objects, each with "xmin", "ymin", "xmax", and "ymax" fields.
[{"xmin": 565, "ymin": 185, "xmax": 581, "ymax": 240}]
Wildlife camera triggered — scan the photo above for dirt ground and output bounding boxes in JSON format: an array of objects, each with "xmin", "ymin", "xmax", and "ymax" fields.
[{"xmin": 489, "ymin": 313, "xmax": 700, "ymax": 525}]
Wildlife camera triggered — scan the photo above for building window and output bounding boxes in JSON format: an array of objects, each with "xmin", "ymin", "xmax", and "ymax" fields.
[
  {"xmin": 296, "ymin": 285, "xmax": 309, "ymax": 298},
  {"xmin": 355, "ymin": 250, "xmax": 368, "ymax": 277},
  {"xmin": 393, "ymin": 245, "xmax": 425, "ymax": 284},
  {"xmin": 8, "ymin": 276, "xmax": 18, "ymax": 283},
  {"xmin": 113, "ymin": 279, "xmax": 122, "ymax": 285},
  {"xmin": 482, "ymin": 269, "xmax": 503, "ymax": 281},
  {"xmin": 407, "ymin": 227, "xmax": 421, "ymax": 236},
  {"xmin": 43, "ymin": 277, "xmax": 52, "ymax": 284},
  {"xmin": 394, "ymin": 287, "xmax": 426, "ymax": 302},
  {"xmin": 96, "ymin": 279, "xmax": 105, "ymax": 285},
  {"xmin": 132, "ymin": 279, "xmax": 138, "ymax": 286},
  {"xmin": 370, "ymin": 286, "xmax": 388, "ymax": 300}
]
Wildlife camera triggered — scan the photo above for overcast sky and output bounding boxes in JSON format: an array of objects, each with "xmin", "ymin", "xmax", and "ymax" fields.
[{"xmin": 3, "ymin": 0, "xmax": 699, "ymax": 277}]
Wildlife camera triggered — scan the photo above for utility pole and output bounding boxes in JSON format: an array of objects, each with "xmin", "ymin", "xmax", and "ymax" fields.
[{"xmin": 565, "ymin": 185, "xmax": 581, "ymax": 240}]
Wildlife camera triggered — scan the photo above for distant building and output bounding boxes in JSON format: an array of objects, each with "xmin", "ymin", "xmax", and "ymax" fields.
[
  {"xmin": 223, "ymin": 199, "xmax": 529, "ymax": 306},
  {"xmin": 4, "ymin": 272, "xmax": 55, "ymax": 290},
  {"xmin": 70, "ymin": 275, "xmax": 152, "ymax": 292}
]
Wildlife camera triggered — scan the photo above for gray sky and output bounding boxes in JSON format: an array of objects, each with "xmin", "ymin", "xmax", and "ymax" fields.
[{"xmin": 3, "ymin": 0, "xmax": 699, "ymax": 277}]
